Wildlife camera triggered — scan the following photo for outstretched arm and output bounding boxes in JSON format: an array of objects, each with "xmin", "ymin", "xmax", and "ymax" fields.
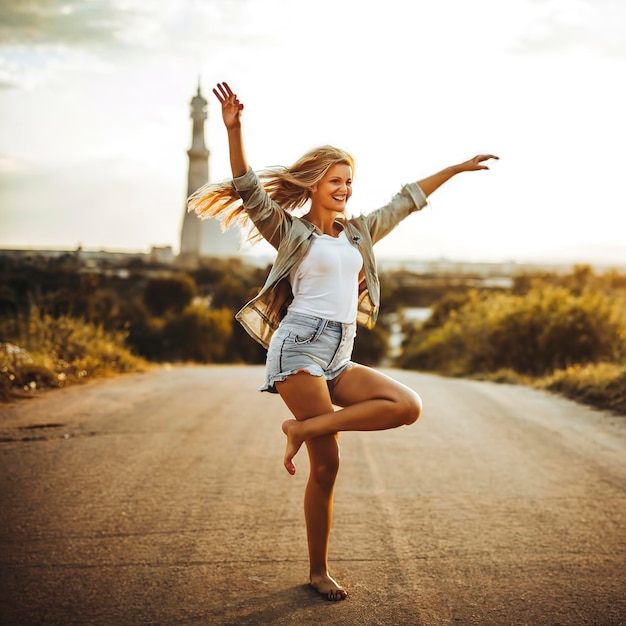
[
  {"xmin": 417, "ymin": 154, "xmax": 499, "ymax": 197},
  {"xmin": 213, "ymin": 82, "xmax": 249, "ymax": 178}
]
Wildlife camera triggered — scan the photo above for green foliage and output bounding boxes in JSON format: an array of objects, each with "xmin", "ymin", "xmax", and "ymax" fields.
[
  {"xmin": 4, "ymin": 254, "xmax": 625, "ymax": 415},
  {"xmin": 485, "ymin": 287, "xmax": 622, "ymax": 375},
  {"xmin": 161, "ymin": 306, "xmax": 233, "ymax": 362},
  {"xmin": 399, "ymin": 267, "xmax": 626, "ymax": 381},
  {"xmin": 0, "ymin": 255, "xmax": 272, "ymax": 376},
  {"xmin": 143, "ymin": 274, "xmax": 197, "ymax": 316}
]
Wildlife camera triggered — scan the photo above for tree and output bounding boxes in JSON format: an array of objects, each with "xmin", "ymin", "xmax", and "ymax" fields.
[{"xmin": 143, "ymin": 274, "xmax": 196, "ymax": 317}]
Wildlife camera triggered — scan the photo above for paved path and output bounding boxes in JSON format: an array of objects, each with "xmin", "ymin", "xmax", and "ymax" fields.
[{"xmin": 1, "ymin": 366, "xmax": 625, "ymax": 625}]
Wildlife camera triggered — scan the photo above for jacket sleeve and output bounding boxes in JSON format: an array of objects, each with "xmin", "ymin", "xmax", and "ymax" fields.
[
  {"xmin": 232, "ymin": 168, "xmax": 291, "ymax": 250},
  {"xmin": 364, "ymin": 182, "xmax": 429, "ymax": 245}
]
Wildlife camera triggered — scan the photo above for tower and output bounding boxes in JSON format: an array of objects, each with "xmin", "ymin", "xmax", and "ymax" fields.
[{"xmin": 179, "ymin": 82, "xmax": 240, "ymax": 266}]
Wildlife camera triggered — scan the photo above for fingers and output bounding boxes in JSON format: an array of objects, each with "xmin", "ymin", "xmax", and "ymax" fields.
[
  {"xmin": 475, "ymin": 154, "xmax": 499, "ymax": 163},
  {"xmin": 213, "ymin": 81, "xmax": 233, "ymax": 101},
  {"xmin": 468, "ymin": 154, "xmax": 499, "ymax": 170},
  {"xmin": 212, "ymin": 82, "xmax": 230, "ymax": 103},
  {"xmin": 212, "ymin": 81, "xmax": 244, "ymax": 110}
]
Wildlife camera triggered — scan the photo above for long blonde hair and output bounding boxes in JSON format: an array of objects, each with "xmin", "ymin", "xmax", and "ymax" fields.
[{"xmin": 187, "ymin": 145, "xmax": 355, "ymax": 241}]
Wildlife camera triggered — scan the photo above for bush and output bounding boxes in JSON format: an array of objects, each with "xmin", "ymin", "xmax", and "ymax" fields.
[
  {"xmin": 0, "ymin": 307, "xmax": 149, "ymax": 400},
  {"xmin": 485, "ymin": 286, "xmax": 623, "ymax": 375},
  {"xmin": 161, "ymin": 305, "xmax": 233, "ymax": 362},
  {"xmin": 143, "ymin": 274, "xmax": 196, "ymax": 316},
  {"xmin": 399, "ymin": 285, "xmax": 626, "ymax": 377},
  {"xmin": 541, "ymin": 363, "xmax": 626, "ymax": 415}
]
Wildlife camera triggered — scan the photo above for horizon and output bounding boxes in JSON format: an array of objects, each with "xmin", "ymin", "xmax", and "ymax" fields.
[{"xmin": 3, "ymin": 241, "xmax": 626, "ymax": 272}]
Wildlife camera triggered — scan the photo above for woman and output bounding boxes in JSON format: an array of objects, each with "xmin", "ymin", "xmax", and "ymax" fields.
[{"xmin": 188, "ymin": 82, "xmax": 498, "ymax": 601}]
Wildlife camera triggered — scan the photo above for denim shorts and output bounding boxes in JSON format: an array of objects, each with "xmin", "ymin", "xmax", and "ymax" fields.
[{"xmin": 260, "ymin": 311, "xmax": 357, "ymax": 394}]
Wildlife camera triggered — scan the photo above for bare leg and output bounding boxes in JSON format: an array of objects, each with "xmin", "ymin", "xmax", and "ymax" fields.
[
  {"xmin": 279, "ymin": 364, "xmax": 422, "ymax": 474},
  {"xmin": 276, "ymin": 373, "xmax": 347, "ymax": 601}
]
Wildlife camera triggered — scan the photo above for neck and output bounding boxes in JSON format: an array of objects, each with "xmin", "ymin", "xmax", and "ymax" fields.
[{"xmin": 303, "ymin": 210, "xmax": 341, "ymax": 236}]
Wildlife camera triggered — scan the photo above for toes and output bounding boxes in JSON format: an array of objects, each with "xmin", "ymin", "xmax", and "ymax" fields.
[
  {"xmin": 328, "ymin": 589, "xmax": 347, "ymax": 601},
  {"xmin": 310, "ymin": 577, "xmax": 347, "ymax": 601}
]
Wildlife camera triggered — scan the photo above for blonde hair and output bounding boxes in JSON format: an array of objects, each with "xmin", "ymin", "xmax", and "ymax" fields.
[{"xmin": 187, "ymin": 145, "xmax": 355, "ymax": 241}]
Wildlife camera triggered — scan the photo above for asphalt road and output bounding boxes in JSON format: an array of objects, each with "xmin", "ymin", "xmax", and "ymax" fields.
[{"xmin": 1, "ymin": 366, "xmax": 625, "ymax": 626}]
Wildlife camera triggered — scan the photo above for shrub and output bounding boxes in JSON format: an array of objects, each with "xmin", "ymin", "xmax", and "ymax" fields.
[
  {"xmin": 541, "ymin": 363, "xmax": 626, "ymax": 415},
  {"xmin": 143, "ymin": 274, "xmax": 196, "ymax": 316},
  {"xmin": 0, "ymin": 307, "xmax": 149, "ymax": 400},
  {"xmin": 399, "ymin": 285, "xmax": 626, "ymax": 377},
  {"xmin": 161, "ymin": 305, "xmax": 233, "ymax": 363}
]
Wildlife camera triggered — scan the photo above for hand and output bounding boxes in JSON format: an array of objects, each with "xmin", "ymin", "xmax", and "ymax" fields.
[
  {"xmin": 457, "ymin": 154, "xmax": 499, "ymax": 172},
  {"xmin": 213, "ymin": 82, "xmax": 244, "ymax": 130}
]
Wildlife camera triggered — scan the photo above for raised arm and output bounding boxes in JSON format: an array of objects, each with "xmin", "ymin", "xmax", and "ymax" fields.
[
  {"xmin": 417, "ymin": 154, "xmax": 499, "ymax": 197},
  {"xmin": 213, "ymin": 82, "xmax": 249, "ymax": 178}
]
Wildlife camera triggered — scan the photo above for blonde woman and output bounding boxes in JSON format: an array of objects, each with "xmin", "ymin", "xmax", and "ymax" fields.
[{"xmin": 189, "ymin": 82, "xmax": 497, "ymax": 601}]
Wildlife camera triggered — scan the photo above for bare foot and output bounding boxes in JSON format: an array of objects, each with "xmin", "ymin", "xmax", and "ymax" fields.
[
  {"xmin": 310, "ymin": 573, "xmax": 347, "ymax": 601},
  {"xmin": 281, "ymin": 419, "xmax": 305, "ymax": 475}
]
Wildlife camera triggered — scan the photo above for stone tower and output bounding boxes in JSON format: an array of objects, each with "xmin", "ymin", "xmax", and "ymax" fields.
[{"xmin": 179, "ymin": 83, "xmax": 240, "ymax": 265}]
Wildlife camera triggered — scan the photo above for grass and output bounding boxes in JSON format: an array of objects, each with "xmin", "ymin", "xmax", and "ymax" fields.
[
  {"xmin": 0, "ymin": 308, "xmax": 151, "ymax": 402},
  {"xmin": 430, "ymin": 365, "xmax": 626, "ymax": 416},
  {"xmin": 538, "ymin": 362, "xmax": 626, "ymax": 416}
]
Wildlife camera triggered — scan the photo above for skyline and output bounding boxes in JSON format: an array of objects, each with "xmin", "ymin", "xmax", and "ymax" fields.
[{"xmin": 1, "ymin": 0, "xmax": 626, "ymax": 265}]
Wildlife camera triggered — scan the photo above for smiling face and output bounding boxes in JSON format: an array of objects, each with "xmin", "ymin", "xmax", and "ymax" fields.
[{"xmin": 309, "ymin": 163, "xmax": 353, "ymax": 214}]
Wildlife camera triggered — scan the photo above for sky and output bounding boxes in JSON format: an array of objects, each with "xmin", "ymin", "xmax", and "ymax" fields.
[{"xmin": 1, "ymin": 0, "xmax": 625, "ymax": 264}]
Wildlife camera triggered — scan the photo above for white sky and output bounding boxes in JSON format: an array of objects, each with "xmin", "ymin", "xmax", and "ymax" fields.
[{"xmin": 1, "ymin": 0, "xmax": 625, "ymax": 263}]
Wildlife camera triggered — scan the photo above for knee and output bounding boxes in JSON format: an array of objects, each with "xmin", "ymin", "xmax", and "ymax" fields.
[
  {"xmin": 310, "ymin": 457, "xmax": 340, "ymax": 490},
  {"xmin": 395, "ymin": 390, "xmax": 422, "ymax": 426}
]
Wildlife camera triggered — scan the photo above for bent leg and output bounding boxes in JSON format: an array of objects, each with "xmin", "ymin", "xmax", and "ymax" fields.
[
  {"xmin": 276, "ymin": 373, "xmax": 347, "ymax": 601},
  {"xmin": 330, "ymin": 364, "xmax": 423, "ymax": 417},
  {"xmin": 279, "ymin": 365, "xmax": 422, "ymax": 473}
]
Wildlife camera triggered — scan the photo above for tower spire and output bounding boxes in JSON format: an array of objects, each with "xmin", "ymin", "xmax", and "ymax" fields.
[
  {"xmin": 179, "ymin": 83, "xmax": 209, "ymax": 264},
  {"xmin": 178, "ymin": 81, "xmax": 241, "ymax": 266}
]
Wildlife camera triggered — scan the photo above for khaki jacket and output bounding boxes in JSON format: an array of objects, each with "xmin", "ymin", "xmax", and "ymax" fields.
[{"xmin": 233, "ymin": 168, "xmax": 428, "ymax": 348}]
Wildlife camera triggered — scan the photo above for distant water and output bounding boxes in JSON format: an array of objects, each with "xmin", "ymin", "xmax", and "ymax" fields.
[
  {"xmin": 401, "ymin": 307, "xmax": 432, "ymax": 323},
  {"xmin": 388, "ymin": 307, "xmax": 432, "ymax": 360}
]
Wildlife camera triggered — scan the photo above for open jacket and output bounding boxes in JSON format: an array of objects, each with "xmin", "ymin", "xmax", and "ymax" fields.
[{"xmin": 232, "ymin": 168, "xmax": 429, "ymax": 349}]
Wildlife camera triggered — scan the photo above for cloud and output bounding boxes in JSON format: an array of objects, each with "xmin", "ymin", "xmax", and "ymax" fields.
[
  {"xmin": 515, "ymin": 0, "xmax": 626, "ymax": 57},
  {"xmin": 0, "ymin": 0, "xmax": 133, "ymax": 47},
  {"xmin": 0, "ymin": 0, "xmax": 263, "ymax": 49},
  {"xmin": 0, "ymin": 0, "xmax": 267, "ymax": 88}
]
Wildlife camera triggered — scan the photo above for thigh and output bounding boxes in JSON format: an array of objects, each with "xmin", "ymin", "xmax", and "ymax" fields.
[
  {"xmin": 276, "ymin": 372, "xmax": 335, "ymax": 421},
  {"xmin": 330, "ymin": 363, "xmax": 421, "ymax": 408}
]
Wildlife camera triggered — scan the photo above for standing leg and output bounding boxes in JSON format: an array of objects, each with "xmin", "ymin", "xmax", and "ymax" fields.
[{"xmin": 276, "ymin": 372, "xmax": 348, "ymax": 601}]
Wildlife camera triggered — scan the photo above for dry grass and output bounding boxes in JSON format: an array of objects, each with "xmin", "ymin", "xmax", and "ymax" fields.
[
  {"xmin": 0, "ymin": 308, "xmax": 151, "ymax": 402},
  {"xmin": 538, "ymin": 362, "xmax": 626, "ymax": 416}
]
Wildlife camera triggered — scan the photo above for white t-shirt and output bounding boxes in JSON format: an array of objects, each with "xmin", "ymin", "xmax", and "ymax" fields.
[{"xmin": 288, "ymin": 231, "xmax": 364, "ymax": 323}]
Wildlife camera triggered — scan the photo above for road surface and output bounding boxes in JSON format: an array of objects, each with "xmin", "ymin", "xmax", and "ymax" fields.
[{"xmin": 1, "ymin": 366, "xmax": 625, "ymax": 625}]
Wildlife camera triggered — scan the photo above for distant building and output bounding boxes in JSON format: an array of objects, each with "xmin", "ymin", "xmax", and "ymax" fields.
[
  {"xmin": 178, "ymin": 83, "xmax": 240, "ymax": 266},
  {"xmin": 149, "ymin": 245, "xmax": 175, "ymax": 265}
]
